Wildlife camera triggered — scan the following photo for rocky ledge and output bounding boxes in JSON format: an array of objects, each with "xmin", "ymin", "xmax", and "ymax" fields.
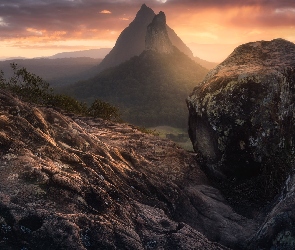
[{"xmin": 0, "ymin": 89, "xmax": 262, "ymax": 249}]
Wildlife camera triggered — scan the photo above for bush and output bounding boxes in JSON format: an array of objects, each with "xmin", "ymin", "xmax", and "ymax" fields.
[
  {"xmin": 87, "ymin": 99, "xmax": 121, "ymax": 122},
  {"xmin": 49, "ymin": 94, "xmax": 88, "ymax": 115}
]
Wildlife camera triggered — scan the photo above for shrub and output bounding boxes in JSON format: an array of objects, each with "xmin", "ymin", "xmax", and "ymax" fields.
[
  {"xmin": 49, "ymin": 94, "xmax": 88, "ymax": 115},
  {"xmin": 87, "ymin": 99, "xmax": 121, "ymax": 122},
  {"xmin": 2, "ymin": 63, "xmax": 52, "ymax": 104}
]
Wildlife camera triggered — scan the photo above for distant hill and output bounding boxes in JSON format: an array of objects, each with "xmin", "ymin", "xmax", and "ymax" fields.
[
  {"xmin": 0, "ymin": 57, "xmax": 102, "ymax": 88},
  {"xmin": 49, "ymin": 48, "xmax": 111, "ymax": 59},
  {"xmin": 0, "ymin": 56, "xmax": 27, "ymax": 61},
  {"xmin": 67, "ymin": 11, "xmax": 208, "ymax": 129},
  {"xmin": 194, "ymin": 56, "xmax": 218, "ymax": 69}
]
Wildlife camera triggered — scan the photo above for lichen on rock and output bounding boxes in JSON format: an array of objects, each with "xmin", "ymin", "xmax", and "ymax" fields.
[{"xmin": 187, "ymin": 38, "xmax": 295, "ymax": 200}]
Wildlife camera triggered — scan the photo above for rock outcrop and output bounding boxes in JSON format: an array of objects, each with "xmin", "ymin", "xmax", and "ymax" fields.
[
  {"xmin": 0, "ymin": 89, "xmax": 263, "ymax": 249},
  {"xmin": 97, "ymin": 4, "xmax": 195, "ymax": 72},
  {"xmin": 187, "ymin": 38, "xmax": 295, "ymax": 203},
  {"xmin": 145, "ymin": 11, "xmax": 174, "ymax": 54}
]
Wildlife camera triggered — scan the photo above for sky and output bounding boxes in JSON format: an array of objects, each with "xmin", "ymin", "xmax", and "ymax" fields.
[{"xmin": 0, "ymin": 0, "xmax": 295, "ymax": 62}]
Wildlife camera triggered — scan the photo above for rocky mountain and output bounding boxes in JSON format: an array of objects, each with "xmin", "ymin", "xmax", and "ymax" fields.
[
  {"xmin": 97, "ymin": 4, "xmax": 205, "ymax": 72},
  {"xmin": 48, "ymin": 48, "xmax": 111, "ymax": 59},
  {"xmin": 67, "ymin": 12, "xmax": 208, "ymax": 129},
  {"xmin": 187, "ymin": 39, "xmax": 295, "ymax": 249}
]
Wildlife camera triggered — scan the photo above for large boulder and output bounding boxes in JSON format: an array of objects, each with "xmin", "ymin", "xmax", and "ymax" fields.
[{"xmin": 187, "ymin": 39, "xmax": 295, "ymax": 199}]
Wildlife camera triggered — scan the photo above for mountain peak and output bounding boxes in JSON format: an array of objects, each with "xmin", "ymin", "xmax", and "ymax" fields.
[
  {"xmin": 97, "ymin": 5, "xmax": 194, "ymax": 72},
  {"xmin": 140, "ymin": 3, "xmax": 148, "ymax": 9},
  {"xmin": 145, "ymin": 11, "xmax": 174, "ymax": 54},
  {"xmin": 153, "ymin": 11, "xmax": 166, "ymax": 26},
  {"xmin": 135, "ymin": 3, "xmax": 155, "ymax": 21}
]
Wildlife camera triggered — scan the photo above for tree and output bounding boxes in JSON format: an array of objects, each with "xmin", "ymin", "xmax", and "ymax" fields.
[{"xmin": 1, "ymin": 63, "xmax": 52, "ymax": 104}]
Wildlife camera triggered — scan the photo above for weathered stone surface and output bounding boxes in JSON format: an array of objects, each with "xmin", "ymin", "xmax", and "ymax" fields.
[
  {"xmin": 145, "ymin": 11, "xmax": 174, "ymax": 54},
  {"xmin": 0, "ymin": 89, "xmax": 261, "ymax": 249},
  {"xmin": 187, "ymin": 39, "xmax": 295, "ymax": 199}
]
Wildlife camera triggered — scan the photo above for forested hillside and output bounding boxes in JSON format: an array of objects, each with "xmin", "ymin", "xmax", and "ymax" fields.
[{"xmin": 67, "ymin": 49, "xmax": 208, "ymax": 129}]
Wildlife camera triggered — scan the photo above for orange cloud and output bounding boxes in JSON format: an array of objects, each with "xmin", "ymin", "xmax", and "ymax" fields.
[{"xmin": 99, "ymin": 10, "xmax": 112, "ymax": 14}]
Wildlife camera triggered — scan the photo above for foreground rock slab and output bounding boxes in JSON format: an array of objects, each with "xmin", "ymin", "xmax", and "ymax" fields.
[{"xmin": 0, "ymin": 90, "xmax": 261, "ymax": 249}]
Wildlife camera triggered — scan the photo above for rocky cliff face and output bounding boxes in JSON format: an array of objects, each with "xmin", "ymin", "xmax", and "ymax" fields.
[
  {"xmin": 97, "ymin": 4, "xmax": 195, "ymax": 72},
  {"xmin": 145, "ymin": 11, "xmax": 174, "ymax": 54},
  {"xmin": 187, "ymin": 38, "xmax": 295, "ymax": 201}
]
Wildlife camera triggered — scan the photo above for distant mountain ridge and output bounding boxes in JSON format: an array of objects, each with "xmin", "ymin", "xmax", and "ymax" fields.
[
  {"xmin": 49, "ymin": 48, "xmax": 111, "ymax": 59},
  {"xmin": 0, "ymin": 58, "xmax": 102, "ymax": 88},
  {"xmin": 0, "ymin": 56, "xmax": 27, "ymax": 61}
]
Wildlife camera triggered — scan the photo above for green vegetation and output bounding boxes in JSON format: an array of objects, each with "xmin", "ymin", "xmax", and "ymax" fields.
[
  {"xmin": 88, "ymin": 99, "xmax": 121, "ymax": 122},
  {"xmin": 66, "ymin": 49, "xmax": 208, "ymax": 130},
  {"xmin": 0, "ymin": 63, "xmax": 121, "ymax": 122}
]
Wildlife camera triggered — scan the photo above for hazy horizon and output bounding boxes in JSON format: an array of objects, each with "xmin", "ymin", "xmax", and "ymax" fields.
[{"xmin": 0, "ymin": 43, "xmax": 239, "ymax": 63}]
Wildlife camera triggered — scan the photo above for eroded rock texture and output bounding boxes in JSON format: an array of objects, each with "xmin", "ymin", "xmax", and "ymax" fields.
[{"xmin": 0, "ymin": 89, "xmax": 261, "ymax": 249}]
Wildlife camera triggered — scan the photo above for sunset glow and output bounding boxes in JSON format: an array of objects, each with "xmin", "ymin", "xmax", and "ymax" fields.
[{"xmin": 0, "ymin": 0, "xmax": 294, "ymax": 62}]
